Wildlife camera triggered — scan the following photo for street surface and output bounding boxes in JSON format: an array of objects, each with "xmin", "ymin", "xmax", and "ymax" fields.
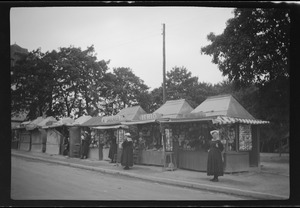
[{"xmin": 11, "ymin": 156, "xmax": 247, "ymax": 200}]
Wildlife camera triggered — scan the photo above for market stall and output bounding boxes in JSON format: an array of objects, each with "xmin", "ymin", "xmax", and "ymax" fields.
[
  {"xmin": 42, "ymin": 117, "xmax": 74, "ymax": 155},
  {"xmin": 123, "ymin": 116, "xmax": 164, "ymax": 166},
  {"xmin": 92, "ymin": 124, "xmax": 129, "ymax": 162},
  {"xmin": 68, "ymin": 115, "xmax": 92, "ymax": 158},
  {"xmin": 31, "ymin": 116, "xmax": 57, "ymax": 153},
  {"xmin": 18, "ymin": 117, "xmax": 43, "ymax": 152},
  {"xmin": 87, "ymin": 105, "xmax": 146, "ymax": 162},
  {"xmin": 12, "ymin": 120, "xmax": 31, "ymax": 150},
  {"xmin": 80, "ymin": 116, "xmax": 105, "ymax": 160},
  {"xmin": 159, "ymin": 94, "xmax": 269, "ymax": 173},
  {"xmin": 159, "ymin": 117, "xmax": 214, "ymax": 171},
  {"xmin": 11, "ymin": 113, "xmax": 27, "ymax": 149},
  {"xmin": 122, "ymin": 99, "xmax": 194, "ymax": 168}
]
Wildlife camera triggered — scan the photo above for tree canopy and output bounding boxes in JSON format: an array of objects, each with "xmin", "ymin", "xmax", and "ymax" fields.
[
  {"xmin": 201, "ymin": 8, "xmax": 290, "ymax": 87},
  {"xmin": 112, "ymin": 67, "xmax": 151, "ymax": 113},
  {"xmin": 11, "ymin": 46, "xmax": 152, "ymax": 119}
]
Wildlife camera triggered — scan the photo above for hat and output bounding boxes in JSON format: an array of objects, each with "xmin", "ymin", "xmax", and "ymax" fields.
[
  {"xmin": 210, "ymin": 130, "xmax": 219, "ymax": 136},
  {"xmin": 125, "ymin": 132, "xmax": 132, "ymax": 137}
]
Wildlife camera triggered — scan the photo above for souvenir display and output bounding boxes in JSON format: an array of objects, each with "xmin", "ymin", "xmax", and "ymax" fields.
[{"xmin": 239, "ymin": 124, "xmax": 252, "ymax": 151}]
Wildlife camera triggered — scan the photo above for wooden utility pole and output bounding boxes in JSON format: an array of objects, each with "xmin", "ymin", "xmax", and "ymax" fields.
[{"xmin": 162, "ymin": 23, "xmax": 166, "ymax": 104}]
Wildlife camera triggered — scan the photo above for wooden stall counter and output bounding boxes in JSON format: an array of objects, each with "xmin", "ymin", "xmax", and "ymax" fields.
[
  {"xmin": 224, "ymin": 151, "xmax": 249, "ymax": 173},
  {"xmin": 178, "ymin": 149, "xmax": 208, "ymax": 171},
  {"xmin": 88, "ymin": 147, "xmax": 99, "ymax": 160},
  {"xmin": 139, "ymin": 150, "xmax": 164, "ymax": 166}
]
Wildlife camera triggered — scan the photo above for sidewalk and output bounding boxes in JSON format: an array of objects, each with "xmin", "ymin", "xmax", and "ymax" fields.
[{"xmin": 11, "ymin": 149, "xmax": 289, "ymax": 200}]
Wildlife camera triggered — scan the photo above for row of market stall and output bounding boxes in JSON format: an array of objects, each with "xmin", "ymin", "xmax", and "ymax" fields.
[{"xmin": 11, "ymin": 94, "xmax": 269, "ymax": 173}]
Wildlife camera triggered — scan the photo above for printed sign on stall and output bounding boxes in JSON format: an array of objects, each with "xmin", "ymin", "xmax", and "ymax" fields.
[
  {"xmin": 239, "ymin": 124, "xmax": 252, "ymax": 151},
  {"xmin": 118, "ymin": 129, "xmax": 125, "ymax": 148},
  {"xmin": 165, "ymin": 129, "xmax": 173, "ymax": 151}
]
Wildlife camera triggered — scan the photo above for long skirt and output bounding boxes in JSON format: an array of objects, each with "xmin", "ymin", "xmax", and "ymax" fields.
[{"xmin": 207, "ymin": 149, "xmax": 224, "ymax": 176}]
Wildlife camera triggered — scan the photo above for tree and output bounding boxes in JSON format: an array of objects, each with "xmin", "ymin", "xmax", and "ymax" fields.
[
  {"xmin": 166, "ymin": 66, "xmax": 212, "ymax": 108},
  {"xmin": 201, "ymin": 8, "xmax": 290, "ymax": 87},
  {"xmin": 11, "ymin": 48, "xmax": 55, "ymax": 120},
  {"xmin": 51, "ymin": 45, "xmax": 110, "ymax": 118},
  {"xmin": 201, "ymin": 8, "xmax": 290, "ymax": 144},
  {"xmin": 149, "ymin": 86, "xmax": 163, "ymax": 112},
  {"xmin": 112, "ymin": 67, "xmax": 151, "ymax": 113},
  {"xmin": 11, "ymin": 45, "xmax": 111, "ymax": 119}
]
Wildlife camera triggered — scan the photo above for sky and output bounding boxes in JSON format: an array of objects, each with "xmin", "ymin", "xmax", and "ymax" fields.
[{"xmin": 10, "ymin": 6, "xmax": 235, "ymax": 90}]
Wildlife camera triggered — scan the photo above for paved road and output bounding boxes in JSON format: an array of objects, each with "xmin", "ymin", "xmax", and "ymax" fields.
[{"xmin": 11, "ymin": 156, "xmax": 247, "ymax": 201}]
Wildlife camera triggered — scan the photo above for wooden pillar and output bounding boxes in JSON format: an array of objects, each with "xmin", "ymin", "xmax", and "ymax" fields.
[
  {"xmin": 249, "ymin": 125, "xmax": 260, "ymax": 168},
  {"xmin": 257, "ymin": 126, "xmax": 260, "ymax": 166}
]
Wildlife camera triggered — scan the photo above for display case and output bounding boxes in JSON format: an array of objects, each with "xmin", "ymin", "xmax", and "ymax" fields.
[
  {"xmin": 165, "ymin": 128, "xmax": 173, "ymax": 151},
  {"xmin": 170, "ymin": 122, "xmax": 210, "ymax": 152},
  {"xmin": 238, "ymin": 124, "xmax": 252, "ymax": 151}
]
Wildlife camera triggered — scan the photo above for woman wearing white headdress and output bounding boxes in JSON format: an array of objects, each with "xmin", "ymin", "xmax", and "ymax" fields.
[
  {"xmin": 121, "ymin": 132, "xmax": 134, "ymax": 170},
  {"xmin": 207, "ymin": 130, "xmax": 224, "ymax": 182}
]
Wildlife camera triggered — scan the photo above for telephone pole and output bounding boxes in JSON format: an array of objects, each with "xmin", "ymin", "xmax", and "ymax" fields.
[{"xmin": 162, "ymin": 23, "xmax": 166, "ymax": 104}]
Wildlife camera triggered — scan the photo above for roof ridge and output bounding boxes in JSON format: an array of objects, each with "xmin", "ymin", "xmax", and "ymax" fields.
[{"xmin": 207, "ymin": 94, "xmax": 232, "ymax": 99}]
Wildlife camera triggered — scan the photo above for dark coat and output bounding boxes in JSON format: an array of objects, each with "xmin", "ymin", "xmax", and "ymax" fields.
[
  {"xmin": 108, "ymin": 137, "xmax": 117, "ymax": 160},
  {"xmin": 207, "ymin": 140, "xmax": 224, "ymax": 176},
  {"xmin": 121, "ymin": 140, "xmax": 133, "ymax": 167},
  {"xmin": 63, "ymin": 137, "xmax": 69, "ymax": 156},
  {"xmin": 81, "ymin": 134, "xmax": 91, "ymax": 157}
]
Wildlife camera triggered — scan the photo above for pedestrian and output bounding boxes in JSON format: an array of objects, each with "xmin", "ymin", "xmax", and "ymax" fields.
[
  {"xmin": 108, "ymin": 135, "xmax": 117, "ymax": 163},
  {"xmin": 207, "ymin": 130, "xmax": 224, "ymax": 182},
  {"xmin": 121, "ymin": 132, "xmax": 134, "ymax": 170},
  {"xmin": 81, "ymin": 131, "xmax": 90, "ymax": 159},
  {"xmin": 63, "ymin": 136, "xmax": 69, "ymax": 157}
]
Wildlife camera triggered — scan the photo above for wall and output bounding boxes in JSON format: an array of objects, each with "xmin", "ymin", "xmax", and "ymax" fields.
[
  {"xmin": 46, "ymin": 129, "xmax": 62, "ymax": 155},
  {"xmin": 19, "ymin": 132, "xmax": 31, "ymax": 151},
  {"xmin": 30, "ymin": 129, "xmax": 43, "ymax": 152}
]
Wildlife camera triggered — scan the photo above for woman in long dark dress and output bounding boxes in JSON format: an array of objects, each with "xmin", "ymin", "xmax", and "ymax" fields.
[
  {"xmin": 63, "ymin": 136, "xmax": 69, "ymax": 156},
  {"xmin": 121, "ymin": 133, "xmax": 134, "ymax": 170},
  {"xmin": 207, "ymin": 130, "xmax": 224, "ymax": 182},
  {"xmin": 108, "ymin": 135, "xmax": 117, "ymax": 163}
]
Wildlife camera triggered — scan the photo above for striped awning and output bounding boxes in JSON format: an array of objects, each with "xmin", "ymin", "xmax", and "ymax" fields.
[{"xmin": 212, "ymin": 116, "xmax": 269, "ymax": 125}]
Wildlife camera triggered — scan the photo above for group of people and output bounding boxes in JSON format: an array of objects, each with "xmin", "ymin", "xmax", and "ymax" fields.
[
  {"xmin": 67, "ymin": 128, "xmax": 224, "ymax": 181},
  {"xmin": 114, "ymin": 129, "xmax": 225, "ymax": 179},
  {"xmin": 108, "ymin": 129, "xmax": 225, "ymax": 180}
]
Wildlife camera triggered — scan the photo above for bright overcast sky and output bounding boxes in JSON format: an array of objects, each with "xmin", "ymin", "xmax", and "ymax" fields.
[{"xmin": 10, "ymin": 6, "xmax": 235, "ymax": 90}]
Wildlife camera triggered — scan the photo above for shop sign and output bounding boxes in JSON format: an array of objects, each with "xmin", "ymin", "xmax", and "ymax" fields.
[
  {"xmin": 139, "ymin": 113, "xmax": 162, "ymax": 121},
  {"xmin": 101, "ymin": 115, "xmax": 126, "ymax": 123},
  {"xmin": 238, "ymin": 124, "xmax": 252, "ymax": 151}
]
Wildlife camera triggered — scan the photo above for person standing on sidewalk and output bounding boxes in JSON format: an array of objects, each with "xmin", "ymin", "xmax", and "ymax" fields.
[
  {"xmin": 81, "ymin": 131, "xmax": 90, "ymax": 159},
  {"xmin": 108, "ymin": 135, "xmax": 117, "ymax": 163},
  {"xmin": 63, "ymin": 136, "xmax": 69, "ymax": 157},
  {"xmin": 121, "ymin": 132, "xmax": 134, "ymax": 170},
  {"xmin": 207, "ymin": 130, "xmax": 224, "ymax": 182}
]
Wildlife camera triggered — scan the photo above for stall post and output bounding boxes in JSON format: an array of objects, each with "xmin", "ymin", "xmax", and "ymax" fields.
[{"xmin": 161, "ymin": 123, "xmax": 177, "ymax": 171}]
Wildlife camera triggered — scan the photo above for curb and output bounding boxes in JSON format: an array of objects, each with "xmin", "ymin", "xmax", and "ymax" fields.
[{"xmin": 12, "ymin": 152, "xmax": 288, "ymax": 200}]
